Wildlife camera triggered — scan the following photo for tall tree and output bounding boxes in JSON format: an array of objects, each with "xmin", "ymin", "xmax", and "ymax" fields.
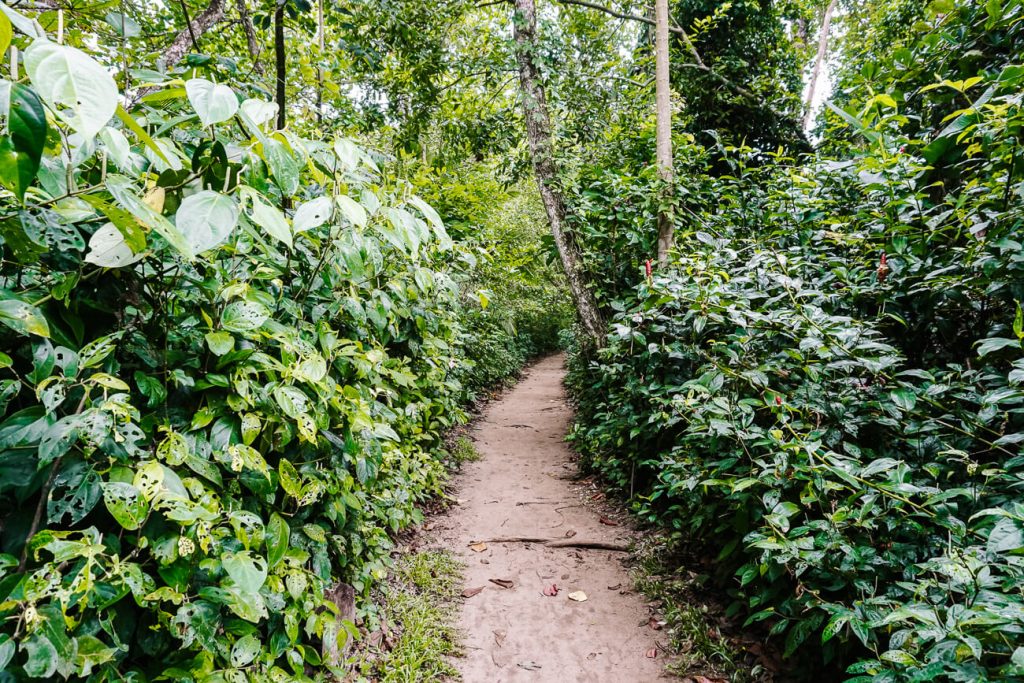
[
  {"xmin": 803, "ymin": 0, "xmax": 837, "ymax": 130},
  {"xmin": 512, "ymin": 0, "xmax": 604, "ymax": 344},
  {"xmin": 654, "ymin": 0, "xmax": 673, "ymax": 264}
]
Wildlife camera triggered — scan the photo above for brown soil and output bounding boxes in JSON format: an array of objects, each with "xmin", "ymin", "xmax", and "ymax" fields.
[{"xmin": 427, "ymin": 354, "xmax": 671, "ymax": 682}]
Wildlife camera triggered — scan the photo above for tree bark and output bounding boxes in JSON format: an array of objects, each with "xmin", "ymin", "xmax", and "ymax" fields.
[
  {"xmin": 236, "ymin": 0, "xmax": 263, "ymax": 74},
  {"xmin": 803, "ymin": 0, "xmax": 838, "ymax": 131},
  {"xmin": 512, "ymin": 0, "xmax": 604, "ymax": 345},
  {"xmin": 162, "ymin": 0, "xmax": 226, "ymax": 70},
  {"xmin": 274, "ymin": 0, "xmax": 286, "ymax": 130},
  {"xmin": 654, "ymin": 0, "xmax": 673, "ymax": 265}
]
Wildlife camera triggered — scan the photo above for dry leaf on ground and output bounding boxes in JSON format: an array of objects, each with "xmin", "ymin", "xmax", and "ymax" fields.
[
  {"xmin": 543, "ymin": 584, "xmax": 559, "ymax": 597},
  {"xmin": 468, "ymin": 542, "xmax": 487, "ymax": 552},
  {"xmin": 645, "ymin": 648, "xmax": 658, "ymax": 659},
  {"xmin": 490, "ymin": 578, "xmax": 514, "ymax": 589},
  {"xmin": 461, "ymin": 586, "xmax": 484, "ymax": 598},
  {"xmin": 567, "ymin": 591, "xmax": 588, "ymax": 602},
  {"xmin": 598, "ymin": 516, "xmax": 618, "ymax": 526}
]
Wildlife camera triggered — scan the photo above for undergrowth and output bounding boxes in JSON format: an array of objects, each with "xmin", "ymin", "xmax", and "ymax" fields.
[{"xmin": 355, "ymin": 550, "xmax": 464, "ymax": 682}]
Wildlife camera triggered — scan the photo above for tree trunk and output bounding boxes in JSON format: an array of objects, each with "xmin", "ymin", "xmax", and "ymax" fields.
[
  {"xmin": 654, "ymin": 0, "xmax": 673, "ymax": 265},
  {"xmin": 236, "ymin": 0, "xmax": 263, "ymax": 74},
  {"xmin": 316, "ymin": 0, "xmax": 324, "ymax": 123},
  {"xmin": 162, "ymin": 0, "xmax": 226, "ymax": 70},
  {"xmin": 512, "ymin": 0, "xmax": 604, "ymax": 345},
  {"xmin": 803, "ymin": 0, "xmax": 838, "ymax": 131},
  {"xmin": 274, "ymin": 1, "xmax": 286, "ymax": 130}
]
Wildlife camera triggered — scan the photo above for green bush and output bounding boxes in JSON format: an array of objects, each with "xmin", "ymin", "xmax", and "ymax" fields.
[
  {"xmin": 567, "ymin": 2, "xmax": 1024, "ymax": 679},
  {"xmin": 0, "ymin": 14, "xmax": 475, "ymax": 680}
]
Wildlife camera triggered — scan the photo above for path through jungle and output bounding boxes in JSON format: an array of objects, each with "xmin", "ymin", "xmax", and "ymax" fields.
[{"xmin": 423, "ymin": 355, "xmax": 668, "ymax": 681}]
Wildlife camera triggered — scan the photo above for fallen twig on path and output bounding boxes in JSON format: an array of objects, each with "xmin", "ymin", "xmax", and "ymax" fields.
[{"xmin": 474, "ymin": 537, "xmax": 630, "ymax": 552}]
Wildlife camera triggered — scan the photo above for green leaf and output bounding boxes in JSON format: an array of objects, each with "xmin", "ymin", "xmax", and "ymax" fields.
[
  {"xmin": 85, "ymin": 222, "xmax": 144, "ymax": 268},
  {"xmin": 0, "ymin": 298, "xmax": 49, "ymax": 337},
  {"xmin": 21, "ymin": 635, "xmax": 57, "ymax": 678},
  {"xmin": 115, "ymin": 104, "xmax": 170, "ymax": 165},
  {"xmin": 0, "ymin": 84, "xmax": 47, "ymax": 202},
  {"xmin": 292, "ymin": 197, "xmax": 332, "ymax": 233},
  {"xmin": 185, "ymin": 78, "xmax": 239, "ymax": 127},
  {"xmin": 889, "ymin": 388, "xmax": 917, "ymax": 411},
  {"xmin": 222, "ymin": 550, "xmax": 268, "ymax": 593},
  {"xmin": 0, "ymin": 634, "xmax": 14, "ymax": 670},
  {"xmin": 987, "ymin": 518, "xmax": 1024, "ymax": 554},
  {"xmin": 230, "ymin": 634, "xmax": 261, "ymax": 668},
  {"xmin": 0, "ymin": 10, "xmax": 11, "ymax": 58},
  {"xmin": 80, "ymin": 194, "xmax": 148, "ymax": 253},
  {"xmin": 278, "ymin": 459, "xmax": 302, "ymax": 497},
  {"xmin": 247, "ymin": 193, "xmax": 292, "ymax": 248},
  {"xmin": 335, "ymin": 194, "xmax": 368, "ymax": 228},
  {"xmin": 261, "ymin": 138, "xmax": 299, "ymax": 196},
  {"xmin": 977, "ymin": 337, "xmax": 1020, "ymax": 357},
  {"xmin": 274, "ymin": 386, "xmax": 308, "ymax": 419},
  {"xmin": 47, "ymin": 459, "xmax": 101, "ymax": 525},
  {"xmin": 102, "ymin": 481, "xmax": 149, "ymax": 530},
  {"xmin": 175, "ymin": 190, "xmax": 239, "ymax": 254},
  {"xmin": 24, "ymin": 39, "xmax": 118, "ymax": 139},
  {"xmin": 267, "ymin": 512, "xmax": 289, "ymax": 569},
  {"xmin": 205, "ymin": 331, "xmax": 234, "ymax": 356},
  {"xmin": 221, "ymin": 300, "xmax": 269, "ymax": 333}
]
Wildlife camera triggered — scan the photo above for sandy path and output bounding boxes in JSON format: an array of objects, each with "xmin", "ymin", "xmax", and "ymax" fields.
[{"xmin": 429, "ymin": 354, "xmax": 668, "ymax": 682}]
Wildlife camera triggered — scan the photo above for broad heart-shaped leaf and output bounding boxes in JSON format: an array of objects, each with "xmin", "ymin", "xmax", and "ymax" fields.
[
  {"xmin": 102, "ymin": 481, "xmax": 149, "ymax": 530},
  {"xmin": 24, "ymin": 40, "xmax": 117, "ymax": 140},
  {"xmin": 222, "ymin": 550, "xmax": 268, "ymax": 593},
  {"xmin": 292, "ymin": 197, "xmax": 332, "ymax": 233},
  {"xmin": 205, "ymin": 331, "xmax": 234, "ymax": 356},
  {"xmin": 80, "ymin": 194, "xmax": 147, "ymax": 252},
  {"xmin": 248, "ymin": 194, "xmax": 292, "ymax": 247},
  {"xmin": 175, "ymin": 190, "xmax": 239, "ymax": 254},
  {"xmin": 240, "ymin": 98, "xmax": 278, "ymax": 127},
  {"xmin": 221, "ymin": 300, "xmax": 270, "ymax": 332},
  {"xmin": 0, "ymin": 84, "xmax": 47, "ymax": 202},
  {"xmin": 185, "ymin": 78, "xmax": 239, "ymax": 127},
  {"xmin": 106, "ymin": 175, "xmax": 191, "ymax": 257},
  {"xmin": 85, "ymin": 222, "xmax": 144, "ymax": 268},
  {"xmin": 0, "ymin": 298, "xmax": 49, "ymax": 337}
]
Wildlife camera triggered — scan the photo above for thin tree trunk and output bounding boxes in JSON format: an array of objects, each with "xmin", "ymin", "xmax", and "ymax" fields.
[
  {"xmin": 162, "ymin": 0, "xmax": 225, "ymax": 70},
  {"xmin": 654, "ymin": 0, "xmax": 673, "ymax": 265},
  {"xmin": 316, "ymin": 0, "xmax": 324, "ymax": 123},
  {"xmin": 512, "ymin": 0, "xmax": 604, "ymax": 345},
  {"xmin": 274, "ymin": 0, "xmax": 286, "ymax": 130},
  {"xmin": 236, "ymin": 0, "xmax": 263, "ymax": 74},
  {"xmin": 803, "ymin": 0, "xmax": 838, "ymax": 131}
]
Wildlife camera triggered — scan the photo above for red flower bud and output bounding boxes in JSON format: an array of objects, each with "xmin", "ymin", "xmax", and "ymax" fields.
[
  {"xmin": 877, "ymin": 251, "xmax": 890, "ymax": 282},
  {"xmin": 645, "ymin": 259, "xmax": 652, "ymax": 279},
  {"xmin": 775, "ymin": 395, "xmax": 782, "ymax": 405}
]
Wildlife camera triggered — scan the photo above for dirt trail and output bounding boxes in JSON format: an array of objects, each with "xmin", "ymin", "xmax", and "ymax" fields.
[{"xmin": 428, "ymin": 354, "xmax": 668, "ymax": 682}]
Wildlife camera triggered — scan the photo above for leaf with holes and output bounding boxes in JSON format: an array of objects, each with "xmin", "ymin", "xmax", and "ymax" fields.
[
  {"xmin": 221, "ymin": 300, "xmax": 269, "ymax": 333},
  {"xmin": 47, "ymin": 459, "xmax": 101, "ymax": 525},
  {"xmin": 222, "ymin": 551, "xmax": 268, "ymax": 594},
  {"xmin": 102, "ymin": 482, "xmax": 149, "ymax": 530}
]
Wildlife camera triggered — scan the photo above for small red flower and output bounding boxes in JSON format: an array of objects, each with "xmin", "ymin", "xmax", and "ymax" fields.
[
  {"xmin": 645, "ymin": 259, "xmax": 652, "ymax": 279},
  {"xmin": 877, "ymin": 251, "xmax": 890, "ymax": 282},
  {"xmin": 775, "ymin": 395, "xmax": 782, "ymax": 406}
]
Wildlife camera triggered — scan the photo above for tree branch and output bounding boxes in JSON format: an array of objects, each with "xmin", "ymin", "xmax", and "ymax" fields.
[{"xmin": 236, "ymin": 0, "xmax": 263, "ymax": 74}]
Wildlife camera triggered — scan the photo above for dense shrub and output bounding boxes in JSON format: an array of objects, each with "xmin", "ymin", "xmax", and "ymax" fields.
[
  {"xmin": 567, "ymin": 1, "xmax": 1024, "ymax": 679},
  {"xmin": 0, "ymin": 15, "xmax": 488, "ymax": 680}
]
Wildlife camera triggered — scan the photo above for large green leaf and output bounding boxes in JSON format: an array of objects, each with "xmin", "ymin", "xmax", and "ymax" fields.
[
  {"xmin": 0, "ymin": 84, "xmax": 46, "ymax": 202},
  {"xmin": 185, "ymin": 78, "xmax": 239, "ymax": 127},
  {"xmin": 175, "ymin": 190, "xmax": 239, "ymax": 254},
  {"xmin": 0, "ymin": 298, "xmax": 49, "ymax": 337},
  {"xmin": 221, "ymin": 550, "xmax": 268, "ymax": 593},
  {"xmin": 221, "ymin": 300, "xmax": 270, "ymax": 332},
  {"xmin": 84, "ymin": 222, "xmax": 144, "ymax": 268},
  {"xmin": 47, "ymin": 459, "xmax": 101, "ymax": 525},
  {"xmin": 261, "ymin": 138, "xmax": 299, "ymax": 196},
  {"xmin": 247, "ymin": 194, "xmax": 292, "ymax": 248},
  {"xmin": 267, "ymin": 512, "xmax": 289, "ymax": 569},
  {"xmin": 292, "ymin": 197, "xmax": 332, "ymax": 233},
  {"xmin": 24, "ymin": 39, "xmax": 117, "ymax": 139}
]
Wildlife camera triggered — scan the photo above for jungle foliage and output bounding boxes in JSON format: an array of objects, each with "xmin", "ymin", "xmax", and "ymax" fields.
[{"xmin": 566, "ymin": 0, "xmax": 1024, "ymax": 680}]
